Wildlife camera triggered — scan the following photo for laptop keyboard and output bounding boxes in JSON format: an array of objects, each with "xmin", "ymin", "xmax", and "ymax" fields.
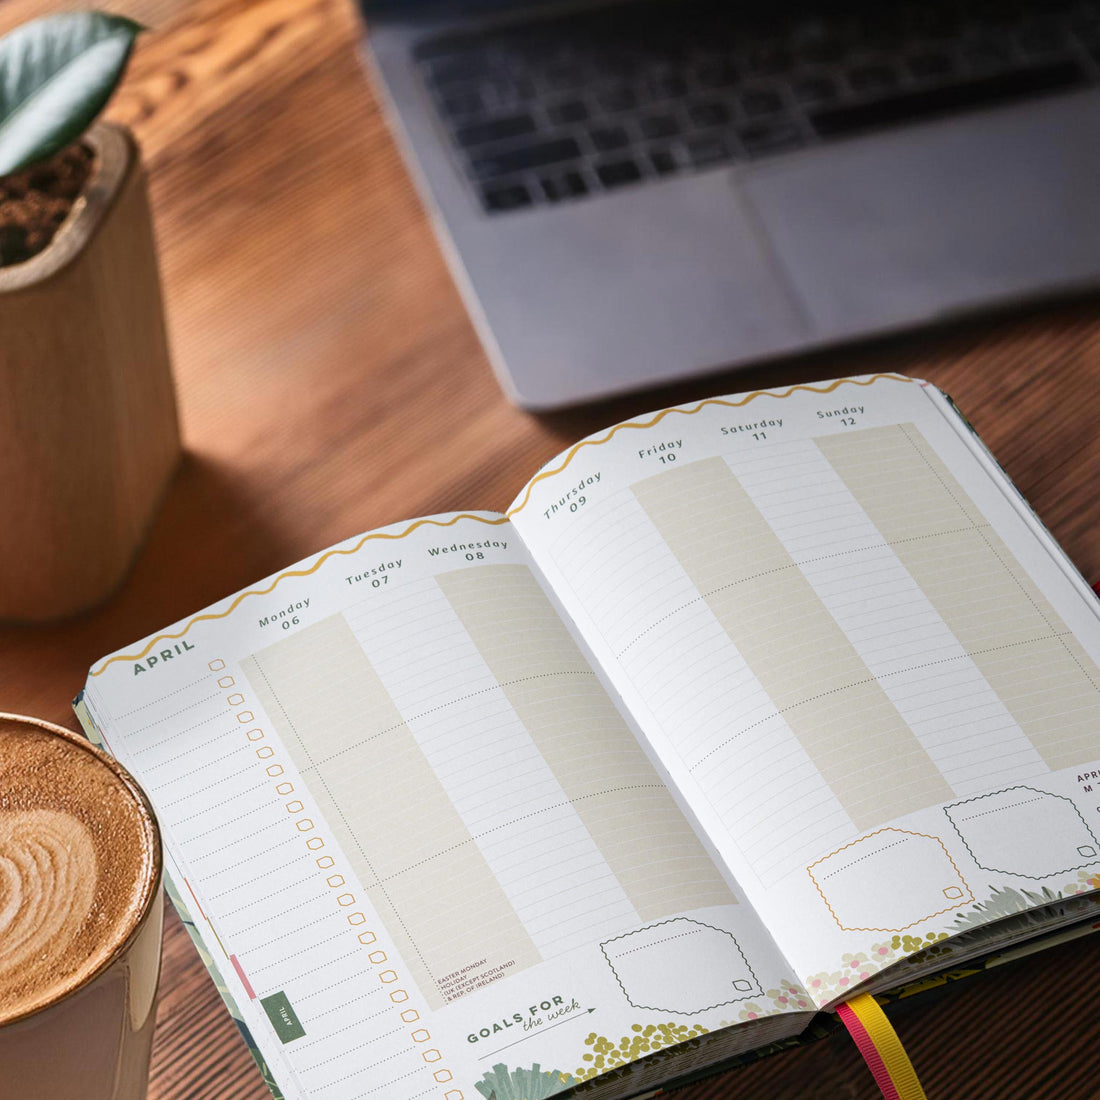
[{"xmin": 412, "ymin": 0, "xmax": 1100, "ymax": 213}]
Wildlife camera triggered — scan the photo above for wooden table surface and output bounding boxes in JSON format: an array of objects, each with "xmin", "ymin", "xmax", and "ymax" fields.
[{"xmin": 3, "ymin": 0, "xmax": 1100, "ymax": 1096}]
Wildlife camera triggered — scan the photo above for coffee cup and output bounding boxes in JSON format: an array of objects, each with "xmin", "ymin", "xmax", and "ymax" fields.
[{"xmin": 0, "ymin": 713, "xmax": 163, "ymax": 1100}]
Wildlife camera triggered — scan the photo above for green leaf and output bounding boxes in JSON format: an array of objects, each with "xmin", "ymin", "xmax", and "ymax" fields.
[{"xmin": 0, "ymin": 11, "xmax": 142, "ymax": 176}]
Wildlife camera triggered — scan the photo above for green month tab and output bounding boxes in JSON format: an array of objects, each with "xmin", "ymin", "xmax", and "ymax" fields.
[{"xmin": 260, "ymin": 991, "xmax": 306, "ymax": 1043}]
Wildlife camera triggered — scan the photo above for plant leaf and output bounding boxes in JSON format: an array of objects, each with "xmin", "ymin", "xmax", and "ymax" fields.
[{"xmin": 0, "ymin": 12, "xmax": 142, "ymax": 176}]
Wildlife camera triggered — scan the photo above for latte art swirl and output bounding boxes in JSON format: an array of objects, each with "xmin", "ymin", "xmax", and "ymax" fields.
[
  {"xmin": 0, "ymin": 810, "xmax": 98, "ymax": 1003},
  {"xmin": 0, "ymin": 717, "xmax": 159, "ymax": 1023}
]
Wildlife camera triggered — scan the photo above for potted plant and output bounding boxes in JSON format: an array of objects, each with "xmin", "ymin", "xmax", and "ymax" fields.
[{"xmin": 0, "ymin": 11, "xmax": 180, "ymax": 621}]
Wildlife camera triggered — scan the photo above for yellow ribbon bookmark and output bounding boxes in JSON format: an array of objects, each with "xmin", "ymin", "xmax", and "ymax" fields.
[{"xmin": 837, "ymin": 992, "xmax": 928, "ymax": 1100}]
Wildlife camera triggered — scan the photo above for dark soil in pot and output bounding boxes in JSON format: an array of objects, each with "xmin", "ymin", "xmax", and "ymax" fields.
[{"xmin": 0, "ymin": 144, "xmax": 95, "ymax": 268}]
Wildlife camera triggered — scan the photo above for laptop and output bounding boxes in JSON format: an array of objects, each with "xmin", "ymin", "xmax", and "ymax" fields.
[{"xmin": 359, "ymin": 0, "xmax": 1100, "ymax": 409}]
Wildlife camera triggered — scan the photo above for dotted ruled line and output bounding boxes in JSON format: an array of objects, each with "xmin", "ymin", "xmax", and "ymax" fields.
[
  {"xmin": 613, "ymin": 928, "xmax": 704, "ymax": 957},
  {"xmin": 821, "ymin": 839, "xmax": 908, "ymax": 879},
  {"xmin": 951, "ymin": 795, "xmax": 1045, "ymax": 822}
]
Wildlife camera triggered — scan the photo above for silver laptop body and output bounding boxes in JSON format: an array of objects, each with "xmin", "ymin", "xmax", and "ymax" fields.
[{"xmin": 361, "ymin": 0, "xmax": 1100, "ymax": 409}]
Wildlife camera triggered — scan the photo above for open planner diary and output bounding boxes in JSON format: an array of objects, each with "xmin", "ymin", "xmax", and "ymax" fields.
[{"xmin": 77, "ymin": 374, "xmax": 1100, "ymax": 1100}]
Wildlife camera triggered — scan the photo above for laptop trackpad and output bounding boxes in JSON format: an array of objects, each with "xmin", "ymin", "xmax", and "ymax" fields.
[{"xmin": 739, "ymin": 91, "xmax": 1100, "ymax": 336}]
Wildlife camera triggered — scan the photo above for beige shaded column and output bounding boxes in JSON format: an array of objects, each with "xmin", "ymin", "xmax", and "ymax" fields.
[
  {"xmin": 819, "ymin": 424, "xmax": 1100, "ymax": 771},
  {"xmin": 633, "ymin": 458, "xmax": 951, "ymax": 831},
  {"xmin": 438, "ymin": 564, "xmax": 735, "ymax": 919},
  {"xmin": 244, "ymin": 615, "xmax": 540, "ymax": 1009}
]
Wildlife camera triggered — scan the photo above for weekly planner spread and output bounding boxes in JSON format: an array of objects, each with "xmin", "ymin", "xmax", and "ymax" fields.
[{"xmin": 77, "ymin": 374, "xmax": 1100, "ymax": 1100}]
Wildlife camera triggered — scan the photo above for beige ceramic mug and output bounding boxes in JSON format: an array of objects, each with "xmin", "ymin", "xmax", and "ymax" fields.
[{"xmin": 0, "ymin": 713, "xmax": 163, "ymax": 1100}]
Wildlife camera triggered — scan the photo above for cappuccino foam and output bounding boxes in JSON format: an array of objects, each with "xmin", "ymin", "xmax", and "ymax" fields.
[{"xmin": 0, "ymin": 716, "xmax": 159, "ymax": 1023}]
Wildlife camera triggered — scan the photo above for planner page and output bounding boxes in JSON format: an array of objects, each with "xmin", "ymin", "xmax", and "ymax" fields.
[
  {"xmin": 78, "ymin": 513, "xmax": 806, "ymax": 1100},
  {"xmin": 510, "ymin": 374, "xmax": 1100, "ymax": 1006}
]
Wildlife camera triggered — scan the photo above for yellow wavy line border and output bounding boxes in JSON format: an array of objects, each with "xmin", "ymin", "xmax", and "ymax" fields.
[
  {"xmin": 807, "ymin": 827, "xmax": 973, "ymax": 933},
  {"xmin": 91, "ymin": 373, "xmax": 910, "ymax": 677},
  {"xmin": 506, "ymin": 373, "xmax": 911, "ymax": 515},
  {"xmin": 91, "ymin": 512, "xmax": 509, "ymax": 675}
]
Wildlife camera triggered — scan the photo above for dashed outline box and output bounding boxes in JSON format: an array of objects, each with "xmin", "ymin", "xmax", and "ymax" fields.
[
  {"xmin": 944, "ymin": 786, "xmax": 1100, "ymax": 879},
  {"xmin": 807, "ymin": 828, "xmax": 972, "ymax": 932},
  {"xmin": 600, "ymin": 917, "xmax": 761, "ymax": 1015}
]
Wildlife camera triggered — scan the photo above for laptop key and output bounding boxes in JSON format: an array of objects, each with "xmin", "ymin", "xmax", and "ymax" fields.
[
  {"xmin": 811, "ymin": 61, "xmax": 1086, "ymax": 137},
  {"xmin": 695, "ymin": 59, "xmax": 740, "ymax": 90},
  {"xmin": 560, "ymin": 171, "xmax": 588, "ymax": 197},
  {"xmin": 648, "ymin": 148, "xmax": 679, "ymax": 174},
  {"xmin": 744, "ymin": 43, "xmax": 792, "ymax": 77},
  {"xmin": 440, "ymin": 89, "xmax": 484, "ymax": 118},
  {"xmin": 848, "ymin": 64, "xmax": 900, "ymax": 94},
  {"xmin": 413, "ymin": 34, "xmax": 477, "ymax": 63},
  {"xmin": 639, "ymin": 114, "xmax": 681, "ymax": 139},
  {"xmin": 590, "ymin": 125, "xmax": 631, "ymax": 152},
  {"xmin": 546, "ymin": 99, "xmax": 589, "ymax": 125},
  {"xmin": 645, "ymin": 72, "xmax": 688, "ymax": 100},
  {"xmin": 472, "ymin": 137, "xmax": 582, "ymax": 178},
  {"xmin": 541, "ymin": 171, "xmax": 586, "ymax": 202},
  {"xmin": 686, "ymin": 134, "xmax": 733, "ymax": 166},
  {"xmin": 960, "ymin": 38, "xmax": 1013, "ymax": 74},
  {"xmin": 456, "ymin": 113, "xmax": 537, "ymax": 148},
  {"xmin": 793, "ymin": 74, "xmax": 840, "ymax": 104},
  {"xmin": 429, "ymin": 54, "xmax": 492, "ymax": 88},
  {"xmin": 480, "ymin": 183, "xmax": 532, "ymax": 212},
  {"xmin": 596, "ymin": 159, "xmax": 643, "ymax": 188},
  {"xmin": 597, "ymin": 85, "xmax": 639, "ymax": 112},
  {"xmin": 544, "ymin": 63, "xmax": 588, "ymax": 91},
  {"xmin": 795, "ymin": 35, "xmax": 844, "ymax": 65},
  {"xmin": 907, "ymin": 52, "xmax": 955, "ymax": 80},
  {"xmin": 741, "ymin": 87, "xmax": 784, "ymax": 116},
  {"xmin": 739, "ymin": 121, "xmax": 802, "ymax": 156},
  {"xmin": 688, "ymin": 100, "xmax": 731, "ymax": 127}
]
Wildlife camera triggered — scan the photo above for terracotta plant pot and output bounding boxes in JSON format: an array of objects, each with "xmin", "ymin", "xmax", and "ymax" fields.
[{"xmin": 0, "ymin": 121, "xmax": 180, "ymax": 622}]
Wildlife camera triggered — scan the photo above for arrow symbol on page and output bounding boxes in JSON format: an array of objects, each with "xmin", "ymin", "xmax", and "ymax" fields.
[{"xmin": 479, "ymin": 1008, "xmax": 596, "ymax": 1060}]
